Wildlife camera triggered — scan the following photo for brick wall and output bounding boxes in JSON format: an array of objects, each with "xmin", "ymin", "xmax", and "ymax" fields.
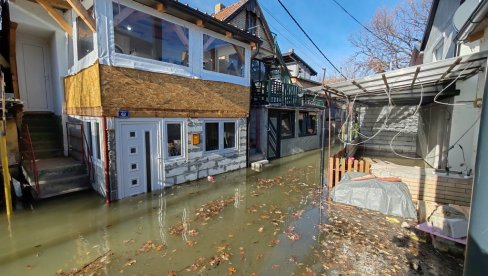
[
  {"xmin": 164, "ymin": 118, "xmax": 247, "ymax": 186},
  {"xmin": 359, "ymin": 106, "xmax": 419, "ymax": 157},
  {"xmin": 371, "ymin": 160, "xmax": 473, "ymax": 206}
]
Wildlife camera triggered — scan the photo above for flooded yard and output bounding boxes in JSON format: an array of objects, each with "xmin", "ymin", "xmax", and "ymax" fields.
[{"xmin": 0, "ymin": 149, "xmax": 463, "ymax": 275}]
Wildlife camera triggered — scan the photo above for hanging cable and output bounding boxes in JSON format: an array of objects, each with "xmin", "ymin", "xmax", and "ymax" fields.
[
  {"xmin": 433, "ymin": 66, "xmax": 471, "ymax": 106},
  {"xmin": 276, "ymin": 0, "xmax": 347, "ymax": 79}
]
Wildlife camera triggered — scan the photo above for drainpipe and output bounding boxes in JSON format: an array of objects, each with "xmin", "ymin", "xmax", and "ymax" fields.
[
  {"xmin": 102, "ymin": 116, "xmax": 110, "ymax": 204},
  {"xmin": 464, "ymin": 63, "xmax": 488, "ymax": 274}
]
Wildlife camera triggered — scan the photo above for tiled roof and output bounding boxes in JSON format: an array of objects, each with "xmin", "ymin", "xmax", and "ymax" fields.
[{"xmin": 213, "ymin": 0, "xmax": 248, "ymax": 21}]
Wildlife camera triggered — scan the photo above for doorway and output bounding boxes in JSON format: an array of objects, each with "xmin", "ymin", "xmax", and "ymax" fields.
[
  {"xmin": 16, "ymin": 35, "xmax": 53, "ymax": 112},
  {"xmin": 267, "ymin": 110, "xmax": 281, "ymax": 160},
  {"xmin": 119, "ymin": 122, "xmax": 159, "ymax": 198}
]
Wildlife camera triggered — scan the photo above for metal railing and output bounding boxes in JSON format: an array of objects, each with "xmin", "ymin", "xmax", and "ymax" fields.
[
  {"xmin": 66, "ymin": 122, "xmax": 93, "ymax": 182},
  {"xmin": 20, "ymin": 124, "xmax": 39, "ymax": 194},
  {"xmin": 252, "ymin": 79, "xmax": 302, "ymax": 106}
]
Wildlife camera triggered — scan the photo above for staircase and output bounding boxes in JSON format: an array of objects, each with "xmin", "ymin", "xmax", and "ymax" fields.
[{"xmin": 21, "ymin": 113, "xmax": 90, "ymax": 199}]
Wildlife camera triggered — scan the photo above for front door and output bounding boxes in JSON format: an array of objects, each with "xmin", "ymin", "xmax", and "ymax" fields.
[
  {"xmin": 267, "ymin": 110, "xmax": 281, "ymax": 160},
  {"xmin": 17, "ymin": 36, "xmax": 52, "ymax": 111},
  {"xmin": 120, "ymin": 123, "xmax": 159, "ymax": 197}
]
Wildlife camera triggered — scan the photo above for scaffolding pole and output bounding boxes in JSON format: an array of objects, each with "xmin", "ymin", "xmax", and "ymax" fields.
[{"xmin": 1, "ymin": 71, "xmax": 12, "ymax": 217}]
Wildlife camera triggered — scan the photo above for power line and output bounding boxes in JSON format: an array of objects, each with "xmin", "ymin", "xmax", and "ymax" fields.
[
  {"xmin": 330, "ymin": 0, "xmax": 400, "ymax": 54},
  {"xmin": 276, "ymin": 0, "xmax": 347, "ymax": 79}
]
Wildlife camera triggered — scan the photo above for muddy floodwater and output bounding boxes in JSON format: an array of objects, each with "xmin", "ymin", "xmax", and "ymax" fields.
[{"xmin": 0, "ymin": 149, "xmax": 463, "ymax": 275}]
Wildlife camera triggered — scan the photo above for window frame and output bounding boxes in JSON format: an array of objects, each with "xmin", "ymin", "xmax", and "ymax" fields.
[
  {"xmin": 280, "ymin": 111, "xmax": 295, "ymax": 140},
  {"xmin": 203, "ymin": 119, "xmax": 238, "ymax": 153},
  {"xmin": 71, "ymin": 0, "xmax": 97, "ymax": 73},
  {"xmin": 84, "ymin": 119, "xmax": 103, "ymax": 165},
  {"xmin": 298, "ymin": 111, "xmax": 318, "ymax": 137},
  {"xmin": 163, "ymin": 119, "xmax": 186, "ymax": 161}
]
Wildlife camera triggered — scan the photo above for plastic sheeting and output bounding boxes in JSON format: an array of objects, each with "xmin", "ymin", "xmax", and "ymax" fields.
[{"xmin": 330, "ymin": 172, "xmax": 417, "ymax": 219}]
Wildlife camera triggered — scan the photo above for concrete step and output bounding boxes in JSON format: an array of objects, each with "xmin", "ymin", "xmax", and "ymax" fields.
[
  {"xmin": 33, "ymin": 148, "xmax": 64, "ymax": 159},
  {"xmin": 29, "ymin": 131, "xmax": 60, "ymax": 141},
  {"xmin": 23, "ymin": 157, "xmax": 87, "ymax": 181},
  {"xmin": 32, "ymin": 140, "xmax": 62, "ymax": 151},
  {"xmin": 37, "ymin": 174, "xmax": 90, "ymax": 199}
]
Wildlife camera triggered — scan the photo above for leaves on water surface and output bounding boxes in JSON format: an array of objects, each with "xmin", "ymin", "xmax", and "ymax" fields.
[
  {"xmin": 258, "ymin": 226, "xmax": 264, "ymax": 233},
  {"xmin": 123, "ymin": 239, "xmax": 135, "ymax": 244},
  {"xmin": 227, "ymin": 266, "xmax": 237, "ymax": 275},
  {"xmin": 268, "ymin": 239, "xmax": 280, "ymax": 247},
  {"xmin": 123, "ymin": 258, "xmax": 136, "ymax": 267},
  {"xmin": 136, "ymin": 240, "xmax": 166, "ymax": 255}
]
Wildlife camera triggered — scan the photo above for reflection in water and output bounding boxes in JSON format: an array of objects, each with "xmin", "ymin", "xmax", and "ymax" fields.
[{"xmin": 0, "ymin": 148, "xmax": 340, "ymax": 275}]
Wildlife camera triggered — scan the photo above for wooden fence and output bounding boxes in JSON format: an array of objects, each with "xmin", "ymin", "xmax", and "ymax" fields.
[{"xmin": 328, "ymin": 157, "xmax": 371, "ymax": 188}]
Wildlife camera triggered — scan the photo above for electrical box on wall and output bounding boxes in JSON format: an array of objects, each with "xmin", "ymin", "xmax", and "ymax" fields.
[{"xmin": 192, "ymin": 133, "xmax": 200, "ymax": 145}]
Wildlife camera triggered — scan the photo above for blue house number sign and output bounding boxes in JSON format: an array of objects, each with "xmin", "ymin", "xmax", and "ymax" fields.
[{"xmin": 118, "ymin": 110, "xmax": 129, "ymax": 118}]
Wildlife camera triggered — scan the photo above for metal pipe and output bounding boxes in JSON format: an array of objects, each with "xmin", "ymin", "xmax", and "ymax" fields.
[
  {"xmin": 0, "ymin": 71, "xmax": 12, "ymax": 217},
  {"xmin": 464, "ymin": 62, "xmax": 488, "ymax": 274},
  {"xmin": 319, "ymin": 69, "xmax": 327, "ymax": 188},
  {"xmin": 102, "ymin": 116, "xmax": 111, "ymax": 205}
]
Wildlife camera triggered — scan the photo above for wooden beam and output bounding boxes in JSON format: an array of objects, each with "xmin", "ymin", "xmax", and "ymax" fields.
[
  {"xmin": 381, "ymin": 74, "xmax": 389, "ymax": 92},
  {"xmin": 225, "ymin": 31, "xmax": 233, "ymax": 38},
  {"xmin": 155, "ymin": 3, "xmax": 166, "ymax": 12},
  {"xmin": 36, "ymin": 0, "xmax": 73, "ymax": 36},
  {"xmin": 436, "ymin": 57, "xmax": 462, "ymax": 84},
  {"xmin": 411, "ymin": 66, "xmax": 420, "ymax": 87},
  {"xmin": 196, "ymin": 19, "xmax": 204, "ymax": 27},
  {"xmin": 352, "ymin": 80, "xmax": 368, "ymax": 93},
  {"xmin": 172, "ymin": 25, "xmax": 189, "ymax": 47},
  {"xmin": 66, "ymin": 0, "xmax": 96, "ymax": 33},
  {"xmin": 9, "ymin": 23, "xmax": 20, "ymax": 99}
]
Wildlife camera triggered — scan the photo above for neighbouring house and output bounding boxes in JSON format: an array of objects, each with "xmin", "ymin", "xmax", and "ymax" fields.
[
  {"xmin": 3, "ymin": 0, "xmax": 259, "ymax": 201},
  {"xmin": 282, "ymin": 49, "xmax": 321, "ymax": 89},
  {"xmin": 320, "ymin": 0, "xmax": 488, "ymax": 208},
  {"xmin": 213, "ymin": 0, "xmax": 327, "ymax": 162}
]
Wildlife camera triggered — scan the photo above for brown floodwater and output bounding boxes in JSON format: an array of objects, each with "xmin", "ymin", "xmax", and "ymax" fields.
[{"xmin": 0, "ymin": 148, "xmax": 337, "ymax": 275}]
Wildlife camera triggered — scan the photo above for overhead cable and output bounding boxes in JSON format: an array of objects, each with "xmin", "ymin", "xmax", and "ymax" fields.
[{"xmin": 276, "ymin": 0, "xmax": 347, "ymax": 79}]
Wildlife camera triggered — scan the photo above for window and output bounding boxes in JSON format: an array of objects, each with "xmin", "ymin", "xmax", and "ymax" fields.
[
  {"xmin": 280, "ymin": 112, "xmax": 295, "ymax": 139},
  {"xmin": 433, "ymin": 41, "xmax": 444, "ymax": 62},
  {"xmin": 251, "ymin": 59, "xmax": 267, "ymax": 82},
  {"xmin": 203, "ymin": 34, "xmax": 245, "ymax": 77},
  {"xmin": 94, "ymin": 122, "xmax": 101, "ymax": 160},
  {"xmin": 166, "ymin": 123, "xmax": 182, "ymax": 158},
  {"xmin": 112, "ymin": 3, "xmax": 189, "ymax": 66},
  {"xmin": 76, "ymin": 8, "xmax": 94, "ymax": 61},
  {"xmin": 224, "ymin": 122, "xmax": 236, "ymax": 149},
  {"xmin": 299, "ymin": 112, "xmax": 317, "ymax": 136},
  {"xmin": 205, "ymin": 122, "xmax": 219, "ymax": 151},
  {"xmin": 205, "ymin": 121, "xmax": 238, "ymax": 152}
]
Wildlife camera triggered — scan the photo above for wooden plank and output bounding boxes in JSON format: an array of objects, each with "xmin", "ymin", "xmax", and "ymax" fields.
[
  {"xmin": 347, "ymin": 159, "xmax": 353, "ymax": 172},
  {"xmin": 359, "ymin": 160, "xmax": 364, "ymax": 173},
  {"xmin": 66, "ymin": 0, "xmax": 96, "ymax": 33},
  {"xmin": 354, "ymin": 160, "xmax": 358, "ymax": 171},
  {"xmin": 155, "ymin": 3, "xmax": 166, "ymax": 12},
  {"xmin": 328, "ymin": 157, "xmax": 334, "ymax": 189},
  {"xmin": 36, "ymin": 0, "xmax": 73, "ymax": 36},
  {"xmin": 340, "ymin": 158, "xmax": 345, "ymax": 180},
  {"xmin": 335, "ymin": 158, "xmax": 340, "ymax": 186},
  {"xmin": 411, "ymin": 67, "xmax": 420, "ymax": 87},
  {"xmin": 365, "ymin": 161, "xmax": 371, "ymax": 174}
]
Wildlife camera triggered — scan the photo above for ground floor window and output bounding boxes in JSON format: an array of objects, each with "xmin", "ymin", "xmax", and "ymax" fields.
[
  {"xmin": 85, "ymin": 120, "xmax": 102, "ymax": 162},
  {"xmin": 166, "ymin": 122, "xmax": 183, "ymax": 158},
  {"xmin": 280, "ymin": 111, "xmax": 295, "ymax": 139},
  {"xmin": 205, "ymin": 120, "xmax": 238, "ymax": 152},
  {"xmin": 299, "ymin": 112, "xmax": 317, "ymax": 136}
]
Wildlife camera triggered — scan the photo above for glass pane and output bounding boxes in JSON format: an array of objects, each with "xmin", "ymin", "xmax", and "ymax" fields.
[
  {"xmin": 280, "ymin": 112, "xmax": 294, "ymax": 138},
  {"xmin": 224, "ymin": 122, "xmax": 236, "ymax": 149},
  {"xmin": 203, "ymin": 34, "xmax": 245, "ymax": 77},
  {"xmin": 112, "ymin": 3, "xmax": 189, "ymax": 66},
  {"xmin": 76, "ymin": 8, "xmax": 94, "ymax": 60},
  {"xmin": 95, "ymin": 122, "xmax": 101, "ymax": 160},
  {"xmin": 299, "ymin": 112, "xmax": 317, "ymax": 136},
  {"xmin": 205, "ymin": 122, "xmax": 219, "ymax": 151},
  {"xmin": 167, "ymin": 123, "xmax": 182, "ymax": 157}
]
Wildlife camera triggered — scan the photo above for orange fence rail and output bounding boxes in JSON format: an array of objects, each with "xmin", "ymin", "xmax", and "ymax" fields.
[{"xmin": 328, "ymin": 157, "xmax": 371, "ymax": 189}]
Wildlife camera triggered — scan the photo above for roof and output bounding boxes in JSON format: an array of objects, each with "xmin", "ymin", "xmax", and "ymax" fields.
[
  {"xmin": 282, "ymin": 50, "xmax": 318, "ymax": 76},
  {"xmin": 137, "ymin": 0, "xmax": 259, "ymax": 43},
  {"xmin": 213, "ymin": 0, "xmax": 248, "ymax": 21},
  {"xmin": 310, "ymin": 50, "xmax": 488, "ymax": 105},
  {"xmin": 419, "ymin": 0, "xmax": 440, "ymax": 51}
]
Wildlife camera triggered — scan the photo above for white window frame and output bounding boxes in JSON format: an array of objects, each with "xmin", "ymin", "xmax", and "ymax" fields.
[
  {"xmin": 84, "ymin": 119, "xmax": 103, "ymax": 166},
  {"xmin": 203, "ymin": 119, "xmax": 238, "ymax": 153},
  {"xmin": 163, "ymin": 119, "xmax": 186, "ymax": 161},
  {"xmin": 109, "ymin": 0, "xmax": 193, "ymax": 76},
  {"xmin": 71, "ymin": 0, "xmax": 98, "ymax": 74},
  {"xmin": 433, "ymin": 40, "xmax": 444, "ymax": 62}
]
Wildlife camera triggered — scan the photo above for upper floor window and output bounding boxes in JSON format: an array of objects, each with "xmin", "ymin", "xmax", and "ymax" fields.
[
  {"xmin": 112, "ymin": 3, "xmax": 189, "ymax": 66},
  {"xmin": 203, "ymin": 34, "xmax": 245, "ymax": 77},
  {"xmin": 77, "ymin": 7, "xmax": 94, "ymax": 61},
  {"xmin": 433, "ymin": 41, "xmax": 444, "ymax": 62}
]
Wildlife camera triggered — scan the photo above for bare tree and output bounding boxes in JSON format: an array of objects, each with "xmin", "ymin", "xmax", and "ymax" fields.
[{"xmin": 349, "ymin": 0, "xmax": 432, "ymax": 75}]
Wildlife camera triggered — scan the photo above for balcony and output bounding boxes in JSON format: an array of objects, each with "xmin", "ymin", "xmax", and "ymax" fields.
[{"xmin": 252, "ymin": 79, "xmax": 325, "ymax": 108}]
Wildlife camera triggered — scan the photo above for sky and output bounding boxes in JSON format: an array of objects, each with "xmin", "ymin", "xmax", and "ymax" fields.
[{"xmin": 181, "ymin": 0, "xmax": 401, "ymax": 78}]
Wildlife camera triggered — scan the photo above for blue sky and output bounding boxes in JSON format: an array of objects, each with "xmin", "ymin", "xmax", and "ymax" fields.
[{"xmin": 181, "ymin": 0, "xmax": 401, "ymax": 76}]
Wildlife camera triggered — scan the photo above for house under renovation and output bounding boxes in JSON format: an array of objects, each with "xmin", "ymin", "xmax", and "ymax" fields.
[
  {"xmin": 3, "ymin": 0, "xmax": 260, "ymax": 201},
  {"xmin": 213, "ymin": 0, "xmax": 327, "ymax": 162}
]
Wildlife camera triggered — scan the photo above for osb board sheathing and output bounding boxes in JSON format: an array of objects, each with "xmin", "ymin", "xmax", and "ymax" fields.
[
  {"xmin": 99, "ymin": 65, "xmax": 250, "ymax": 118},
  {"xmin": 64, "ymin": 63, "xmax": 103, "ymax": 116}
]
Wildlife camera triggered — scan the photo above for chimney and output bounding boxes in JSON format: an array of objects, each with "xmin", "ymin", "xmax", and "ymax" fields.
[{"xmin": 215, "ymin": 3, "xmax": 226, "ymax": 13}]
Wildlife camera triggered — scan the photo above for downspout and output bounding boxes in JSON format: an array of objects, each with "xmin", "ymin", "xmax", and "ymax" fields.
[{"xmin": 102, "ymin": 116, "xmax": 110, "ymax": 204}]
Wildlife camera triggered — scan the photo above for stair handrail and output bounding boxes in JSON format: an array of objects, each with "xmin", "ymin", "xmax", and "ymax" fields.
[
  {"xmin": 20, "ymin": 124, "xmax": 39, "ymax": 194},
  {"xmin": 66, "ymin": 122, "xmax": 93, "ymax": 182}
]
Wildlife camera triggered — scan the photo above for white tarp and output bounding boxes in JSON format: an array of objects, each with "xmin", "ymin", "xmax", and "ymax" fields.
[{"xmin": 330, "ymin": 172, "xmax": 417, "ymax": 219}]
